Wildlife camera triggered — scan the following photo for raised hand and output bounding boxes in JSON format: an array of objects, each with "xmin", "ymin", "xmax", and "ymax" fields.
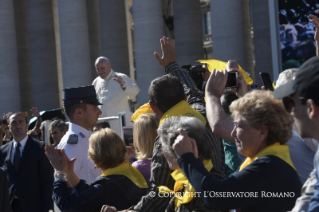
[
  {"xmin": 205, "ymin": 69, "xmax": 228, "ymax": 98},
  {"xmin": 3, "ymin": 112, "xmax": 12, "ymax": 121},
  {"xmin": 30, "ymin": 107, "xmax": 40, "ymax": 117},
  {"xmin": 113, "ymin": 74, "xmax": 125, "ymax": 86},
  {"xmin": 234, "ymin": 69, "xmax": 249, "ymax": 97},
  {"xmin": 100, "ymin": 205, "xmax": 118, "ymax": 212},
  {"xmin": 309, "ymin": 10, "xmax": 319, "ymax": 42},
  {"xmin": 45, "ymin": 145, "xmax": 76, "ymax": 174},
  {"xmin": 154, "ymin": 36, "xmax": 177, "ymax": 68}
]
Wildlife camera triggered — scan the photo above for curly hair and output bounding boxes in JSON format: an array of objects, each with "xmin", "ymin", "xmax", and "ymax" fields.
[
  {"xmin": 229, "ymin": 90, "xmax": 294, "ymax": 145},
  {"xmin": 88, "ymin": 128, "xmax": 126, "ymax": 170}
]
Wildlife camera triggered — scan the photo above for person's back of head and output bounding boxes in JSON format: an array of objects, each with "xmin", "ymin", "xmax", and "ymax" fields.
[
  {"xmin": 98, "ymin": 121, "xmax": 110, "ymax": 129},
  {"xmin": 148, "ymin": 75, "xmax": 185, "ymax": 114},
  {"xmin": 220, "ymin": 91, "xmax": 239, "ymax": 116},
  {"xmin": 88, "ymin": 128, "xmax": 126, "ymax": 170},
  {"xmin": 158, "ymin": 116, "xmax": 212, "ymax": 161},
  {"xmin": 133, "ymin": 113, "xmax": 158, "ymax": 159}
]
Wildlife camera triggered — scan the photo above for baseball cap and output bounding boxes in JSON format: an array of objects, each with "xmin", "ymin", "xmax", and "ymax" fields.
[{"xmin": 273, "ymin": 56, "xmax": 319, "ymax": 99}]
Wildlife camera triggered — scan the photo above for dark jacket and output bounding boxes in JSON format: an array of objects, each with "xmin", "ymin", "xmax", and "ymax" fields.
[
  {"xmin": 178, "ymin": 153, "xmax": 302, "ymax": 212},
  {"xmin": 0, "ymin": 167, "xmax": 12, "ymax": 212},
  {"xmin": 54, "ymin": 175, "xmax": 147, "ymax": 212},
  {"xmin": 0, "ymin": 137, "xmax": 54, "ymax": 212}
]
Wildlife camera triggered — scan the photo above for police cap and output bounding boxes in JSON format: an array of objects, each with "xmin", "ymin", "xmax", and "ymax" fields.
[{"xmin": 62, "ymin": 85, "xmax": 102, "ymax": 106}]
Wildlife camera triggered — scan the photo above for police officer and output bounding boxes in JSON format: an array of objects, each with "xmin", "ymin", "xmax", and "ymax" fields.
[{"xmin": 58, "ymin": 85, "xmax": 102, "ymax": 184}]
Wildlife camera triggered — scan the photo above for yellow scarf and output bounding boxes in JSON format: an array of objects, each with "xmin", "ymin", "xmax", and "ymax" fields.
[
  {"xmin": 239, "ymin": 142, "xmax": 296, "ymax": 172},
  {"xmin": 159, "ymin": 100, "xmax": 206, "ymax": 126},
  {"xmin": 101, "ymin": 161, "xmax": 148, "ymax": 188},
  {"xmin": 158, "ymin": 159, "xmax": 213, "ymax": 210}
]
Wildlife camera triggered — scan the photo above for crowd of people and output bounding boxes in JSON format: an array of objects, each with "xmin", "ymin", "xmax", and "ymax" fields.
[{"xmin": 1, "ymin": 11, "xmax": 319, "ymax": 212}]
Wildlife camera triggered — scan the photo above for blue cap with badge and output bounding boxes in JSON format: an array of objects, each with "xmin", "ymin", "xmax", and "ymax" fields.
[{"xmin": 62, "ymin": 85, "xmax": 102, "ymax": 106}]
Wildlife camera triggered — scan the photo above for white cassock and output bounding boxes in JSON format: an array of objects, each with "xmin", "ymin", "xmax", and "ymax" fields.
[{"xmin": 92, "ymin": 69, "xmax": 140, "ymax": 135}]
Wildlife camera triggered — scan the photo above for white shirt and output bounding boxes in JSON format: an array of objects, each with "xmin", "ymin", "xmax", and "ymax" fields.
[
  {"xmin": 58, "ymin": 123, "xmax": 101, "ymax": 184},
  {"xmin": 10, "ymin": 135, "xmax": 28, "ymax": 164},
  {"xmin": 92, "ymin": 69, "xmax": 140, "ymax": 134}
]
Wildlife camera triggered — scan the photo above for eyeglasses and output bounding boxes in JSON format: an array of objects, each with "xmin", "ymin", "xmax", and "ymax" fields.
[{"xmin": 282, "ymin": 96, "xmax": 319, "ymax": 113}]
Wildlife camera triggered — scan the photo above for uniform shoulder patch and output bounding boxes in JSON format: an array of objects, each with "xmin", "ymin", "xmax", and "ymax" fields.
[{"xmin": 67, "ymin": 134, "xmax": 78, "ymax": 144}]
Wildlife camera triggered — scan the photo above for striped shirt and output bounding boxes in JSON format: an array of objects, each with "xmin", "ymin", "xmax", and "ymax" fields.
[{"xmin": 131, "ymin": 62, "xmax": 225, "ymax": 212}]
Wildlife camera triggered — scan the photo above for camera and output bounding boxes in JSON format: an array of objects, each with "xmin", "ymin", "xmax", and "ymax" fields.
[
  {"xmin": 225, "ymin": 71, "xmax": 238, "ymax": 88},
  {"xmin": 181, "ymin": 63, "xmax": 207, "ymax": 91}
]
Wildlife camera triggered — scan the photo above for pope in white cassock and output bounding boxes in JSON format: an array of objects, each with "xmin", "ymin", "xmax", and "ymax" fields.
[{"xmin": 92, "ymin": 57, "xmax": 140, "ymax": 134}]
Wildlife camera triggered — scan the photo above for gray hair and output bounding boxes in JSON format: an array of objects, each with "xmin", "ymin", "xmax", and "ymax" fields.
[
  {"xmin": 49, "ymin": 120, "xmax": 68, "ymax": 133},
  {"xmin": 276, "ymin": 68, "xmax": 298, "ymax": 88},
  {"xmin": 157, "ymin": 116, "xmax": 211, "ymax": 160},
  {"xmin": 95, "ymin": 56, "xmax": 110, "ymax": 65}
]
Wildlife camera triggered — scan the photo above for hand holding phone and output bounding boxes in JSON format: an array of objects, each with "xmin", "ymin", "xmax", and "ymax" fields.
[
  {"xmin": 225, "ymin": 71, "xmax": 238, "ymax": 88},
  {"xmin": 259, "ymin": 72, "xmax": 274, "ymax": 91}
]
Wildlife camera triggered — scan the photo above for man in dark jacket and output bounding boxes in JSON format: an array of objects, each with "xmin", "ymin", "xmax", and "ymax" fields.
[
  {"xmin": 0, "ymin": 112, "xmax": 54, "ymax": 212},
  {"xmin": 0, "ymin": 167, "xmax": 12, "ymax": 212}
]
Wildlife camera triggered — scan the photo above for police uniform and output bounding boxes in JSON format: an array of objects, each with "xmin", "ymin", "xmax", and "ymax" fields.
[{"xmin": 57, "ymin": 85, "xmax": 102, "ymax": 184}]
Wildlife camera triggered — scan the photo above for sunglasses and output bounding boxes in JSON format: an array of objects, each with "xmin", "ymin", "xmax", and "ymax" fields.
[{"xmin": 283, "ymin": 97, "xmax": 319, "ymax": 112}]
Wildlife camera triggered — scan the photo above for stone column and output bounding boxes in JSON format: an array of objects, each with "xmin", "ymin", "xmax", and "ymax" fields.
[
  {"xmin": 250, "ymin": 0, "xmax": 273, "ymax": 86},
  {"xmin": 173, "ymin": 0, "xmax": 203, "ymax": 65},
  {"xmin": 28, "ymin": 0, "xmax": 60, "ymax": 110},
  {"xmin": 242, "ymin": 0, "xmax": 255, "ymax": 81},
  {"xmin": 13, "ymin": 0, "xmax": 33, "ymax": 113},
  {"xmin": 0, "ymin": 0, "xmax": 21, "ymax": 114},
  {"xmin": 99, "ymin": 0, "xmax": 130, "ymax": 76},
  {"xmin": 132, "ymin": 0, "xmax": 165, "ymax": 105},
  {"xmin": 58, "ymin": 0, "xmax": 92, "ymax": 88},
  {"xmin": 210, "ymin": 0, "xmax": 247, "ymax": 69},
  {"xmin": 86, "ymin": 0, "xmax": 101, "ymax": 80}
]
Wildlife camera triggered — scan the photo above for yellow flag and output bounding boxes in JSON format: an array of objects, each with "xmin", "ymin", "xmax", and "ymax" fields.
[{"xmin": 197, "ymin": 59, "xmax": 253, "ymax": 85}]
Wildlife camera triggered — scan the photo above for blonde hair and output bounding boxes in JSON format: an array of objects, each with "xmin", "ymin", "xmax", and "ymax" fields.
[
  {"xmin": 88, "ymin": 128, "xmax": 126, "ymax": 170},
  {"xmin": 230, "ymin": 90, "xmax": 293, "ymax": 145},
  {"xmin": 133, "ymin": 113, "xmax": 158, "ymax": 159}
]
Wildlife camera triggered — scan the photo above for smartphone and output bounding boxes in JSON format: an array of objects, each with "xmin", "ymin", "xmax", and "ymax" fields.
[
  {"xmin": 259, "ymin": 72, "xmax": 274, "ymax": 91},
  {"xmin": 225, "ymin": 71, "xmax": 238, "ymax": 88},
  {"xmin": 123, "ymin": 126, "xmax": 133, "ymax": 146}
]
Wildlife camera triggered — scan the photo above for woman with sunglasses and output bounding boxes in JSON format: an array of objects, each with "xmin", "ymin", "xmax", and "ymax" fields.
[{"xmin": 173, "ymin": 90, "xmax": 302, "ymax": 212}]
